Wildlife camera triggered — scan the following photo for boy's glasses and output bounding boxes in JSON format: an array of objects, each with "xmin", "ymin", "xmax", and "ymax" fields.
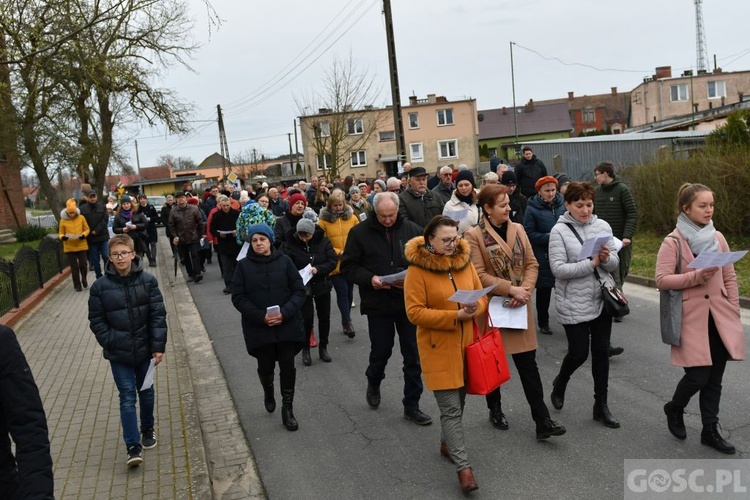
[{"xmin": 110, "ymin": 251, "xmax": 134, "ymax": 260}]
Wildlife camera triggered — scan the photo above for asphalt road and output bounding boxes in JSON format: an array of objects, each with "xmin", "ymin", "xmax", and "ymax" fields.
[{"xmin": 190, "ymin": 260, "xmax": 750, "ymax": 499}]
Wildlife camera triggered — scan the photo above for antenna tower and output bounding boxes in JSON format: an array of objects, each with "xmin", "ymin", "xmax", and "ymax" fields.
[{"xmin": 694, "ymin": 0, "xmax": 708, "ymax": 71}]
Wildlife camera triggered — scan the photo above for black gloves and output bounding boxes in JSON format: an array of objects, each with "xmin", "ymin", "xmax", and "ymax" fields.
[
  {"xmin": 61, "ymin": 236, "xmax": 68, "ymax": 241},
  {"xmin": 79, "ymin": 234, "xmax": 85, "ymax": 239}
]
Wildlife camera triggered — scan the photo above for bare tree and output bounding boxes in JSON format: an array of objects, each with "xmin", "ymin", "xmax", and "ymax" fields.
[{"xmin": 296, "ymin": 55, "xmax": 385, "ymax": 182}]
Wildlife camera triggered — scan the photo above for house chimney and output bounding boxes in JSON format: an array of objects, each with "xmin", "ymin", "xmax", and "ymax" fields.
[
  {"xmin": 409, "ymin": 96, "xmax": 417, "ymax": 106},
  {"xmin": 427, "ymin": 93, "xmax": 437, "ymax": 103},
  {"xmin": 568, "ymin": 91, "xmax": 574, "ymax": 100},
  {"xmin": 525, "ymin": 99, "xmax": 534, "ymax": 111},
  {"xmin": 611, "ymin": 87, "xmax": 617, "ymax": 96},
  {"xmin": 655, "ymin": 66, "xmax": 672, "ymax": 79},
  {"xmin": 714, "ymin": 67, "xmax": 723, "ymax": 74},
  {"xmin": 501, "ymin": 107, "xmax": 507, "ymax": 115}
]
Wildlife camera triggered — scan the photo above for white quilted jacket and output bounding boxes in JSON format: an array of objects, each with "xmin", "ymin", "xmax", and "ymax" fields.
[{"xmin": 549, "ymin": 212, "xmax": 620, "ymax": 325}]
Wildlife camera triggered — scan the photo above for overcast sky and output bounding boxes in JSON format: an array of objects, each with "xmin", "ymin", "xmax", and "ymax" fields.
[{"xmin": 127, "ymin": 0, "xmax": 750, "ymax": 169}]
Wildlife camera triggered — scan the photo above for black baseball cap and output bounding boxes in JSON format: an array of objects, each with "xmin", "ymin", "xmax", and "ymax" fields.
[{"xmin": 408, "ymin": 166, "xmax": 428, "ymax": 177}]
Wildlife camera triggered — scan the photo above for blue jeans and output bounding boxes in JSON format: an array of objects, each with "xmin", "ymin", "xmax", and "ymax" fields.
[
  {"xmin": 331, "ymin": 274, "xmax": 353, "ymax": 324},
  {"xmin": 88, "ymin": 240, "xmax": 109, "ymax": 278},
  {"xmin": 110, "ymin": 359, "xmax": 155, "ymax": 447},
  {"xmin": 366, "ymin": 313, "xmax": 423, "ymax": 411}
]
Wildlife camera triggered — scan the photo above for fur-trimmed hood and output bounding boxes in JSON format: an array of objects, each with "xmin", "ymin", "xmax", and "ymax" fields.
[
  {"xmin": 60, "ymin": 208, "xmax": 81, "ymax": 219},
  {"xmin": 319, "ymin": 204, "xmax": 354, "ymax": 223},
  {"xmin": 404, "ymin": 235, "xmax": 471, "ymax": 273}
]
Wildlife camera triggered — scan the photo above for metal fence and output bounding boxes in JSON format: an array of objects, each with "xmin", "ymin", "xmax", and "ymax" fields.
[
  {"xmin": 27, "ymin": 213, "xmax": 58, "ymax": 229},
  {"xmin": 0, "ymin": 237, "xmax": 66, "ymax": 316}
]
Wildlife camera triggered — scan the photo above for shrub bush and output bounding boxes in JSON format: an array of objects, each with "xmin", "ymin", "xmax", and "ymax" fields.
[
  {"xmin": 14, "ymin": 224, "xmax": 51, "ymax": 242},
  {"xmin": 620, "ymin": 145, "xmax": 750, "ymax": 237}
]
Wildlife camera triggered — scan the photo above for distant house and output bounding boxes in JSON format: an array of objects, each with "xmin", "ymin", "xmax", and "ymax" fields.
[
  {"xmin": 629, "ymin": 66, "xmax": 750, "ymax": 130},
  {"xmin": 478, "ymin": 101, "xmax": 572, "ymax": 160},
  {"xmin": 563, "ymin": 88, "xmax": 630, "ymax": 136}
]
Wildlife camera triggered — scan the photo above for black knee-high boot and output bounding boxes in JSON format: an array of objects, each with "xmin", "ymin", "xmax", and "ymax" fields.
[
  {"xmin": 280, "ymin": 368, "xmax": 298, "ymax": 431},
  {"xmin": 258, "ymin": 371, "xmax": 276, "ymax": 413}
]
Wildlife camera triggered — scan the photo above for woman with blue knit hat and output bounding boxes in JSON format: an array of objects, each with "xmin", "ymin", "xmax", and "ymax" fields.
[{"xmin": 231, "ymin": 223, "xmax": 306, "ymax": 431}]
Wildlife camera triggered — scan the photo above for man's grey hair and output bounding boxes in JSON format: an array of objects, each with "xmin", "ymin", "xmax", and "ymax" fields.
[
  {"xmin": 216, "ymin": 195, "xmax": 230, "ymax": 204},
  {"xmin": 483, "ymin": 172, "xmax": 499, "ymax": 183},
  {"xmin": 439, "ymin": 166, "xmax": 452, "ymax": 175},
  {"xmin": 386, "ymin": 177, "xmax": 401, "ymax": 190},
  {"xmin": 373, "ymin": 191, "xmax": 400, "ymax": 213}
]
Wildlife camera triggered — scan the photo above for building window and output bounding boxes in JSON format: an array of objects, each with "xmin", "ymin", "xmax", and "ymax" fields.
[
  {"xmin": 346, "ymin": 118, "xmax": 364, "ymax": 135},
  {"xmin": 350, "ymin": 150, "xmax": 367, "ymax": 167},
  {"xmin": 611, "ymin": 124, "xmax": 623, "ymax": 134},
  {"xmin": 707, "ymin": 81, "xmax": 726, "ymax": 99},
  {"xmin": 409, "ymin": 143, "xmax": 424, "ymax": 163},
  {"xmin": 438, "ymin": 139, "xmax": 458, "ymax": 159},
  {"xmin": 314, "ymin": 121, "xmax": 331, "ymax": 138},
  {"xmin": 315, "ymin": 153, "xmax": 331, "ymax": 170},
  {"xmin": 437, "ymin": 109, "xmax": 454, "ymax": 126},
  {"xmin": 670, "ymin": 84, "xmax": 689, "ymax": 102},
  {"xmin": 582, "ymin": 108, "xmax": 595, "ymax": 123},
  {"xmin": 408, "ymin": 112, "xmax": 419, "ymax": 129},
  {"xmin": 379, "ymin": 131, "xmax": 395, "ymax": 142}
]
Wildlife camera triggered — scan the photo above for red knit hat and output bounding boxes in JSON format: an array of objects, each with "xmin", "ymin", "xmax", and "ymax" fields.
[
  {"xmin": 289, "ymin": 193, "xmax": 307, "ymax": 207},
  {"xmin": 187, "ymin": 197, "xmax": 199, "ymax": 206},
  {"xmin": 534, "ymin": 175, "xmax": 558, "ymax": 191}
]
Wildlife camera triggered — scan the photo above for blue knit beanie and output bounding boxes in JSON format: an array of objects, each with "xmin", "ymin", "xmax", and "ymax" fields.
[{"xmin": 246, "ymin": 223, "xmax": 274, "ymax": 245}]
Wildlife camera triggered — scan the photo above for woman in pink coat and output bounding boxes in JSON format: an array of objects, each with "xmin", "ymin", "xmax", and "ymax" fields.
[{"xmin": 655, "ymin": 183, "xmax": 745, "ymax": 454}]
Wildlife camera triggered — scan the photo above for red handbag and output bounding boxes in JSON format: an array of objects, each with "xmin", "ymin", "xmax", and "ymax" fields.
[{"xmin": 464, "ymin": 316, "xmax": 511, "ymax": 395}]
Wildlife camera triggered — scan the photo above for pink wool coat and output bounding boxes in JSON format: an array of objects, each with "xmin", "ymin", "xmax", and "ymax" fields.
[{"xmin": 655, "ymin": 229, "xmax": 745, "ymax": 367}]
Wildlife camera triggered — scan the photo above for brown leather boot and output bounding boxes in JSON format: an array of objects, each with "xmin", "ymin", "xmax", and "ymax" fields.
[
  {"xmin": 439, "ymin": 442, "xmax": 455, "ymax": 464},
  {"xmin": 458, "ymin": 467, "xmax": 478, "ymax": 493}
]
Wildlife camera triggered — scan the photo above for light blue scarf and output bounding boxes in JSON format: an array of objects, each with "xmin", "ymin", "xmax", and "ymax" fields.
[{"xmin": 676, "ymin": 212, "xmax": 718, "ymax": 255}]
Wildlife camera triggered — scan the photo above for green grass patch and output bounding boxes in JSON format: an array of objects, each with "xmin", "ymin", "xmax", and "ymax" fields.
[
  {"xmin": 0, "ymin": 238, "xmax": 47, "ymax": 261},
  {"xmin": 631, "ymin": 231, "xmax": 750, "ymax": 297}
]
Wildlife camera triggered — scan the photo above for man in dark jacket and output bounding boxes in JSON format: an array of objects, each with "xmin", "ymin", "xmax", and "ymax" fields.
[
  {"xmin": 209, "ymin": 195, "xmax": 242, "ymax": 294},
  {"xmin": 267, "ymin": 187, "xmax": 288, "ymax": 217},
  {"xmin": 137, "ymin": 194, "xmax": 160, "ymax": 267},
  {"xmin": 88, "ymin": 234, "xmax": 167, "ymax": 468},
  {"xmin": 431, "ymin": 165, "xmax": 454, "ymax": 204},
  {"xmin": 514, "ymin": 146, "xmax": 548, "ymax": 198},
  {"xmin": 594, "ymin": 161, "xmax": 638, "ymax": 334},
  {"xmin": 80, "ymin": 190, "xmax": 110, "ymax": 278},
  {"xmin": 501, "ymin": 171, "xmax": 528, "ymax": 224},
  {"xmin": 0, "ymin": 326, "xmax": 54, "ymax": 499},
  {"xmin": 168, "ymin": 192, "xmax": 205, "ymax": 283},
  {"xmin": 398, "ymin": 166, "xmax": 445, "ymax": 230},
  {"xmin": 341, "ymin": 191, "xmax": 432, "ymax": 426},
  {"xmin": 161, "ymin": 195, "xmax": 176, "ymax": 256}
]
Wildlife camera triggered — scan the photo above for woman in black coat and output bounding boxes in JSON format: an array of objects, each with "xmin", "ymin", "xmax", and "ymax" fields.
[
  {"xmin": 112, "ymin": 195, "xmax": 149, "ymax": 258},
  {"xmin": 282, "ymin": 218, "xmax": 337, "ymax": 366},
  {"xmin": 137, "ymin": 194, "xmax": 160, "ymax": 267},
  {"xmin": 231, "ymin": 223, "xmax": 306, "ymax": 431},
  {"xmin": 523, "ymin": 176, "xmax": 566, "ymax": 335}
]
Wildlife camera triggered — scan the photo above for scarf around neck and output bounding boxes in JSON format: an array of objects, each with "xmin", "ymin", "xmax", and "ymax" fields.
[
  {"xmin": 120, "ymin": 208, "xmax": 133, "ymax": 221},
  {"xmin": 478, "ymin": 217, "xmax": 524, "ymax": 286},
  {"xmin": 676, "ymin": 212, "xmax": 718, "ymax": 255}
]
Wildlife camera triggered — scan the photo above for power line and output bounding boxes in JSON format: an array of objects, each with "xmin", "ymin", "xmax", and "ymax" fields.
[{"xmin": 513, "ymin": 43, "xmax": 652, "ymax": 73}]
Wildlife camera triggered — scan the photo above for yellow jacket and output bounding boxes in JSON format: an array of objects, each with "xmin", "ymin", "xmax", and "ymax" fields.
[
  {"xmin": 317, "ymin": 205, "xmax": 358, "ymax": 275},
  {"xmin": 58, "ymin": 209, "xmax": 90, "ymax": 253},
  {"xmin": 404, "ymin": 236, "xmax": 487, "ymax": 391}
]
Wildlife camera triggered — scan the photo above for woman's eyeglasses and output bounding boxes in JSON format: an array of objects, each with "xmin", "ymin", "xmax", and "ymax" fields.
[{"xmin": 440, "ymin": 237, "xmax": 460, "ymax": 246}]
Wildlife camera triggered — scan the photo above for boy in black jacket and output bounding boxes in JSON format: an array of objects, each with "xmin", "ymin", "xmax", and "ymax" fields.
[{"xmin": 88, "ymin": 234, "xmax": 167, "ymax": 468}]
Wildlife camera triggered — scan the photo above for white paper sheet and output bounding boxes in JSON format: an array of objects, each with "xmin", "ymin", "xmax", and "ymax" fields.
[
  {"xmin": 380, "ymin": 270, "xmax": 407, "ymax": 284},
  {"xmin": 444, "ymin": 208, "xmax": 469, "ymax": 222},
  {"xmin": 299, "ymin": 264, "xmax": 314, "ymax": 285},
  {"xmin": 612, "ymin": 237, "xmax": 623, "ymax": 252},
  {"xmin": 576, "ymin": 233, "xmax": 611, "ymax": 261},
  {"xmin": 687, "ymin": 250, "xmax": 747, "ymax": 269},
  {"xmin": 488, "ymin": 296, "xmax": 528, "ymax": 329},
  {"xmin": 65, "ymin": 233, "xmax": 82, "ymax": 239},
  {"xmin": 447, "ymin": 285, "xmax": 496, "ymax": 303},
  {"xmin": 236, "ymin": 241, "xmax": 250, "ymax": 261},
  {"xmin": 140, "ymin": 359, "xmax": 156, "ymax": 391},
  {"xmin": 218, "ymin": 230, "xmax": 234, "ymax": 235}
]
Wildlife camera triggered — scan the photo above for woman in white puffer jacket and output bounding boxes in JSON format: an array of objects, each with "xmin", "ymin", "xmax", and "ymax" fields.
[{"xmin": 547, "ymin": 182, "xmax": 621, "ymax": 429}]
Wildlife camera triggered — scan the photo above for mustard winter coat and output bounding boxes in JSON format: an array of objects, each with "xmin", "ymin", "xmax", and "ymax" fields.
[
  {"xmin": 464, "ymin": 220, "xmax": 539, "ymax": 355},
  {"xmin": 317, "ymin": 205, "xmax": 359, "ymax": 275},
  {"xmin": 404, "ymin": 236, "xmax": 487, "ymax": 391},
  {"xmin": 655, "ymin": 229, "xmax": 745, "ymax": 367},
  {"xmin": 58, "ymin": 209, "xmax": 90, "ymax": 253}
]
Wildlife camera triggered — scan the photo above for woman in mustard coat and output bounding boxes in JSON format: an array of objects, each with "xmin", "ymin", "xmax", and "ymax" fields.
[
  {"xmin": 59, "ymin": 198, "xmax": 91, "ymax": 291},
  {"xmin": 404, "ymin": 215, "xmax": 486, "ymax": 494},
  {"xmin": 656, "ymin": 183, "xmax": 745, "ymax": 454}
]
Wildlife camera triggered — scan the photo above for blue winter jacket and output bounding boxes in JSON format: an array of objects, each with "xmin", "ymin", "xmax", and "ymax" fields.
[{"xmin": 523, "ymin": 193, "xmax": 566, "ymax": 288}]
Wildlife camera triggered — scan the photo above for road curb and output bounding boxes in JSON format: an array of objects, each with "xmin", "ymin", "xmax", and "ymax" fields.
[{"xmin": 627, "ymin": 273, "xmax": 750, "ymax": 309}]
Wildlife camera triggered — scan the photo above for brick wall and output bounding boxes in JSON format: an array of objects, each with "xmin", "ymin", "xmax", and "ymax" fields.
[{"xmin": 0, "ymin": 158, "xmax": 28, "ymax": 228}]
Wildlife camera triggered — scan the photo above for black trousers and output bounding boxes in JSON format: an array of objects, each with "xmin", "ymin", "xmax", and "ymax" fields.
[
  {"xmin": 218, "ymin": 252, "xmax": 237, "ymax": 287},
  {"xmin": 67, "ymin": 251, "xmax": 88, "ymax": 289},
  {"xmin": 177, "ymin": 243, "xmax": 201, "ymax": 278},
  {"xmin": 672, "ymin": 314, "xmax": 729, "ymax": 425},
  {"xmin": 302, "ymin": 293, "xmax": 331, "ymax": 348},
  {"xmin": 255, "ymin": 342, "xmax": 297, "ymax": 391},
  {"xmin": 366, "ymin": 313, "xmax": 423, "ymax": 412},
  {"xmin": 485, "ymin": 349, "xmax": 550, "ymax": 422},
  {"xmin": 535, "ymin": 287, "xmax": 553, "ymax": 327},
  {"xmin": 557, "ymin": 310, "xmax": 612, "ymax": 400}
]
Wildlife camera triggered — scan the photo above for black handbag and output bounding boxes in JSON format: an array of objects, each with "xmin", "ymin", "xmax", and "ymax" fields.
[{"xmin": 565, "ymin": 223, "xmax": 629, "ymax": 317}]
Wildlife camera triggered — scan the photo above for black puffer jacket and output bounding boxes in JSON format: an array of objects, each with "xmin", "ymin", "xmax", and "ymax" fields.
[
  {"xmin": 282, "ymin": 226, "xmax": 337, "ymax": 296},
  {"xmin": 138, "ymin": 202, "xmax": 159, "ymax": 243},
  {"xmin": 524, "ymin": 193, "xmax": 566, "ymax": 288},
  {"xmin": 341, "ymin": 213, "xmax": 422, "ymax": 316},
  {"xmin": 0, "ymin": 326, "xmax": 54, "ymax": 499},
  {"xmin": 231, "ymin": 248, "xmax": 306, "ymax": 356},
  {"xmin": 88, "ymin": 257, "xmax": 168, "ymax": 366},
  {"xmin": 514, "ymin": 155, "xmax": 548, "ymax": 198}
]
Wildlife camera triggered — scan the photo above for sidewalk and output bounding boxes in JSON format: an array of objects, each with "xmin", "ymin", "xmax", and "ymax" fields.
[{"xmin": 13, "ymin": 235, "xmax": 264, "ymax": 499}]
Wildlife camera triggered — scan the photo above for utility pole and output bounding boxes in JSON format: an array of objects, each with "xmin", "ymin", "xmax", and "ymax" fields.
[
  {"xmin": 217, "ymin": 104, "xmax": 231, "ymax": 180},
  {"xmin": 382, "ymin": 0, "xmax": 405, "ymax": 173},
  {"xmin": 510, "ymin": 41, "xmax": 519, "ymax": 156},
  {"xmin": 134, "ymin": 140, "xmax": 141, "ymax": 184},
  {"xmin": 287, "ymin": 133, "xmax": 294, "ymax": 175}
]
